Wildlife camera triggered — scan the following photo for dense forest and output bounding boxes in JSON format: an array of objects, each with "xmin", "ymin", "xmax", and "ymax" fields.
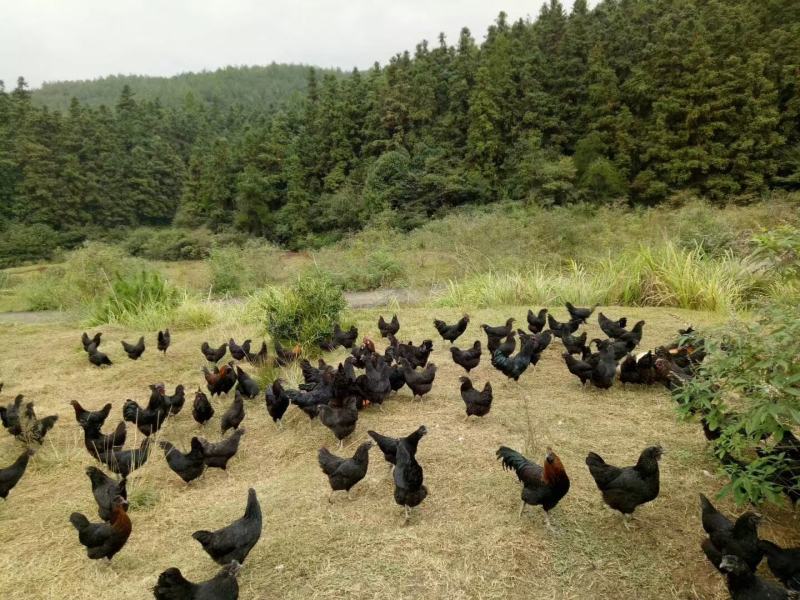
[
  {"xmin": 1, "ymin": 0, "xmax": 798, "ymax": 252},
  {"xmin": 32, "ymin": 63, "xmax": 344, "ymax": 111}
]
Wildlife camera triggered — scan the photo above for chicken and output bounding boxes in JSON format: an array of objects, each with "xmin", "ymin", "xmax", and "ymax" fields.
[
  {"xmin": 459, "ymin": 377, "xmax": 492, "ymax": 418},
  {"xmin": 561, "ymin": 330, "xmax": 588, "ymax": 356},
  {"xmin": 228, "ymin": 338, "xmax": 251, "ymax": 361},
  {"xmin": 481, "ymin": 318, "xmax": 516, "ymax": 339},
  {"xmin": 0, "ymin": 449, "xmax": 34, "ymax": 499},
  {"xmin": 220, "ymin": 390, "xmax": 245, "ymax": 434},
  {"xmin": 157, "ymin": 329, "xmax": 171, "ymax": 354},
  {"xmin": 275, "ymin": 340, "xmax": 301, "ymax": 366},
  {"xmin": 487, "ymin": 330, "xmax": 505, "ymax": 354},
  {"xmin": 356, "ymin": 356, "xmax": 392, "ymax": 406},
  {"xmin": 201, "ymin": 341, "xmax": 227, "ymax": 363},
  {"xmin": 199, "ymin": 428, "xmax": 245, "ymax": 470},
  {"xmin": 85, "ymin": 466, "xmax": 126, "ymax": 521},
  {"xmin": 192, "ymin": 390, "xmax": 215, "ymax": 425},
  {"xmin": 400, "ymin": 359, "xmax": 437, "ymax": 400},
  {"xmin": 598, "ymin": 312, "xmax": 629, "ymax": 338},
  {"xmin": 585, "ymin": 446, "xmax": 662, "ymax": 526},
  {"xmin": 246, "ymin": 341, "xmax": 269, "ymax": 366},
  {"xmin": 0, "ymin": 394, "xmax": 25, "ymax": 436},
  {"xmin": 153, "ymin": 562, "xmax": 241, "ymax": 600},
  {"xmin": 700, "ymin": 493, "xmax": 763, "ymax": 571},
  {"xmin": 332, "ymin": 323, "xmax": 359, "ymax": 349},
  {"xmin": 617, "ymin": 320, "xmax": 645, "ymax": 350},
  {"xmin": 235, "ymin": 366, "xmax": 260, "ymax": 399},
  {"xmin": 318, "ymin": 441, "xmax": 372, "ymax": 501},
  {"xmin": 87, "ymin": 346, "xmax": 112, "ymax": 367},
  {"xmin": 547, "ymin": 314, "xmax": 580, "ymax": 338},
  {"xmin": 433, "ymin": 315, "xmax": 469, "ymax": 344},
  {"xmin": 450, "ymin": 341, "xmax": 482, "ymax": 372},
  {"xmin": 718, "ymin": 554, "xmax": 793, "ymax": 600},
  {"xmin": 759, "ymin": 540, "xmax": 800, "ymax": 591},
  {"xmin": 619, "ymin": 351, "xmax": 658, "ymax": 385},
  {"xmin": 591, "ymin": 344, "xmax": 617, "ymax": 389},
  {"xmin": 99, "ymin": 438, "xmax": 151, "ymax": 477},
  {"xmin": 300, "ymin": 358, "xmax": 333, "ymax": 390},
  {"xmin": 491, "ymin": 336, "xmax": 540, "ymax": 381},
  {"xmin": 264, "ymin": 380, "xmax": 291, "ymax": 427},
  {"xmin": 160, "ymin": 437, "xmax": 206, "ymax": 483},
  {"xmin": 192, "ymin": 488, "xmax": 262, "ymax": 565},
  {"xmin": 69, "ymin": 495, "xmax": 131, "ymax": 560},
  {"xmin": 563, "ymin": 352, "xmax": 593, "ymax": 386},
  {"xmin": 19, "ymin": 406, "xmax": 58, "ymax": 445},
  {"xmin": 166, "ymin": 384, "xmax": 186, "ymax": 415},
  {"xmin": 318, "ymin": 398, "xmax": 359, "ymax": 448},
  {"xmin": 81, "ymin": 331, "xmax": 102, "ymax": 352},
  {"xmin": 368, "ymin": 425, "xmax": 427, "ymax": 467},
  {"xmin": 84, "ymin": 420, "xmax": 127, "ymax": 459},
  {"xmin": 378, "ymin": 314, "xmax": 400, "ymax": 338},
  {"xmin": 388, "ymin": 364, "xmax": 406, "ymax": 393},
  {"xmin": 203, "ymin": 362, "xmax": 237, "ymax": 396},
  {"xmin": 394, "ymin": 436, "xmax": 427, "ymax": 523},
  {"xmin": 123, "ymin": 398, "xmax": 168, "ymax": 436},
  {"xmin": 121, "ymin": 336, "xmax": 145, "ymax": 360},
  {"xmin": 495, "ymin": 332, "xmax": 517, "ymax": 357},
  {"xmin": 497, "ymin": 446, "xmax": 570, "ymax": 528},
  {"xmin": 527, "ymin": 308, "xmax": 548, "ymax": 334},
  {"xmin": 565, "ymin": 302, "xmax": 597, "ymax": 324},
  {"xmin": 71, "ymin": 400, "xmax": 112, "ymax": 433}
]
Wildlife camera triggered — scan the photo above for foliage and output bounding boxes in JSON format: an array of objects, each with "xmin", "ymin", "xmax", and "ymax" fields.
[
  {"xmin": 207, "ymin": 245, "xmax": 247, "ymax": 295},
  {"xmin": 123, "ymin": 227, "xmax": 213, "ymax": 261},
  {"xmin": 673, "ymin": 304, "xmax": 800, "ymax": 505},
  {"xmin": 250, "ymin": 270, "xmax": 346, "ymax": 350},
  {"xmin": 0, "ymin": 223, "xmax": 79, "ymax": 268},
  {"xmin": 90, "ymin": 269, "xmax": 181, "ymax": 325}
]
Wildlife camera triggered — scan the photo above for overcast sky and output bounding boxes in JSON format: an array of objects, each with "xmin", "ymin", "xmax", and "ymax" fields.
[{"xmin": 0, "ymin": 1, "xmax": 584, "ymax": 88}]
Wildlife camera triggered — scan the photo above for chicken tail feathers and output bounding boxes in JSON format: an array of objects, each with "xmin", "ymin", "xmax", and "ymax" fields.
[
  {"xmin": 153, "ymin": 567, "xmax": 193, "ymax": 600},
  {"xmin": 191, "ymin": 530, "xmax": 214, "ymax": 548},
  {"xmin": 69, "ymin": 512, "xmax": 90, "ymax": 532}
]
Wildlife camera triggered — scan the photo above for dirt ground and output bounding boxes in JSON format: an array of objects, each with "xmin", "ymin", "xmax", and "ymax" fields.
[{"xmin": 0, "ymin": 305, "xmax": 796, "ymax": 600}]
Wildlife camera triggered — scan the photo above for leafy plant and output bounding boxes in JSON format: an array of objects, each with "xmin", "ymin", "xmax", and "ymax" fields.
[{"xmin": 91, "ymin": 269, "xmax": 181, "ymax": 325}]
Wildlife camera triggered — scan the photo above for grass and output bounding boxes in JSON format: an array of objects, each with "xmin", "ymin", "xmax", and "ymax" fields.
[{"xmin": 0, "ymin": 306, "xmax": 797, "ymax": 599}]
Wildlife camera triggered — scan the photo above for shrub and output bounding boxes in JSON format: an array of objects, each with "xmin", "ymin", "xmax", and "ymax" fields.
[
  {"xmin": 90, "ymin": 269, "xmax": 181, "ymax": 326},
  {"xmin": 208, "ymin": 246, "xmax": 247, "ymax": 295},
  {"xmin": 673, "ymin": 304, "xmax": 800, "ymax": 505},
  {"xmin": 250, "ymin": 270, "xmax": 346, "ymax": 351},
  {"xmin": 0, "ymin": 223, "xmax": 63, "ymax": 267},
  {"xmin": 123, "ymin": 227, "xmax": 213, "ymax": 261}
]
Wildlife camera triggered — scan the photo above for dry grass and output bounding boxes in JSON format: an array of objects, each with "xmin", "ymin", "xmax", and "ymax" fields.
[{"xmin": 0, "ymin": 306, "xmax": 797, "ymax": 600}]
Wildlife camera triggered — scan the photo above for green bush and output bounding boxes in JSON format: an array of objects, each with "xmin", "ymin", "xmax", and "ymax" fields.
[
  {"xmin": 250, "ymin": 270, "xmax": 346, "ymax": 351},
  {"xmin": 90, "ymin": 269, "xmax": 181, "ymax": 325},
  {"xmin": 673, "ymin": 304, "xmax": 800, "ymax": 505},
  {"xmin": 123, "ymin": 227, "xmax": 213, "ymax": 261},
  {"xmin": 0, "ymin": 223, "xmax": 63, "ymax": 268},
  {"xmin": 208, "ymin": 246, "xmax": 247, "ymax": 295}
]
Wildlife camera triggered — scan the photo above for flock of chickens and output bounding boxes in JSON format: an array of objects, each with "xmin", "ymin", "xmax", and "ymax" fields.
[{"xmin": 0, "ymin": 302, "xmax": 798, "ymax": 599}]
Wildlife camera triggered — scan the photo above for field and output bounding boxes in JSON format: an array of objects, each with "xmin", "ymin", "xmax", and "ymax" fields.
[{"xmin": 0, "ymin": 305, "xmax": 797, "ymax": 600}]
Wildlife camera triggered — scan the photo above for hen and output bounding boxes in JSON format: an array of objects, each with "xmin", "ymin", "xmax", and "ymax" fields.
[
  {"xmin": 153, "ymin": 562, "xmax": 241, "ymax": 600},
  {"xmin": 368, "ymin": 425, "xmax": 427, "ymax": 468},
  {"xmin": 0, "ymin": 394, "xmax": 25, "ymax": 436},
  {"xmin": 203, "ymin": 362, "xmax": 237, "ymax": 396},
  {"xmin": 459, "ymin": 377, "xmax": 493, "ymax": 419},
  {"xmin": 160, "ymin": 437, "xmax": 206, "ymax": 483},
  {"xmin": 85, "ymin": 466, "xmax": 126, "ymax": 521},
  {"xmin": 193, "ymin": 488, "xmax": 262, "ymax": 565},
  {"xmin": 481, "ymin": 318, "xmax": 516, "ymax": 339},
  {"xmin": 99, "ymin": 437, "xmax": 151, "ymax": 477},
  {"xmin": 433, "ymin": 315, "xmax": 469, "ymax": 344},
  {"xmin": 123, "ymin": 397, "xmax": 168, "ymax": 436},
  {"xmin": 235, "ymin": 366, "xmax": 260, "ymax": 399},
  {"xmin": 0, "ymin": 449, "xmax": 34, "ymax": 499},
  {"xmin": 275, "ymin": 340, "xmax": 301, "ymax": 366},
  {"xmin": 450, "ymin": 340, "xmax": 482, "ymax": 373},
  {"xmin": 157, "ymin": 329, "xmax": 171, "ymax": 354},
  {"xmin": 228, "ymin": 338, "xmax": 251, "ymax": 361},
  {"xmin": 590, "ymin": 344, "xmax": 617, "ymax": 389},
  {"xmin": 81, "ymin": 331, "xmax": 102, "ymax": 352},
  {"xmin": 400, "ymin": 359, "xmax": 437, "ymax": 400},
  {"xmin": 491, "ymin": 336, "xmax": 540, "ymax": 381},
  {"xmin": 71, "ymin": 400, "xmax": 112, "ymax": 433},
  {"xmin": 69, "ymin": 495, "xmax": 131, "ymax": 560},
  {"xmin": 246, "ymin": 341, "xmax": 269, "ymax": 366},
  {"xmin": 561, "ymin": 330, "xmax": 588, "ymax": 356},
  {"xmin": 617, "ymin": 320, "xmax": 646, "ymax": 350},
  {"xmin": 332, "ymin": 323, "xmax": 359, "ymax": 349},
  {"xmin": 394, "ymin": 436, "xmax": 428, "ymax": 523},
  {"xmin": 264, "ymin": 380, "xmax": 291, "ymax": 428},
  {"xmin": 718, "ymin": 554, "xmax": 794, "ymax": 600},
  {"xmin": 547, "ymin": 314, "xmax": 580, "ymax": 338},
  {"xmin": 527, "ymin": 308, "xmax": 548, "ymax": 334},
  {"xmin": 759, "ymin": 540, "xmax": 800, "ymax": 591},
  {"xmin": 192, "ymin": 390, "xmax": 215, "ymax": 425},
  {"xmin": 378, "ymin": 314, "xmax": 400, "ymax": 338},
  {"xmin": 165, "ymin": 385, "xmax": 186, "ymax": 416},
  {"xmin": 199, "ymin": 428, "xmax": 245, "ymax": 470},
  {"xmin": 220, "ymin": 391, "xmax": 245, "ymax": 434},
  {"xmin": 700, "ymin": 493, "xmax": 763, "ymax": 571},
  {"xmin": 585, "ymin": 445, "xmax": 662, "ymax": 526},
  {"xmin": 356, "ymin": 356, "xmax": 392, "ymax": 407},
  {"xmin": 318, "ymin": 441, "xmax": 372, "ymax": 501},
  {"xmin": 201, "ymin": 341, "xmax": 227, "ymax": 363},
  {"xmin": 121, "ymin": 336, "xmax": 145, "ymax": 360},
  {"xmin": 598, "ymin": 312, "xmax": 628, "ymax": 339},
  {"xmin": 563, "ymin": 352, "xmax": 593, "ymax": 386},
  {"xmin": 84, "ymin": 420, "xmax": 127, "ymax": 459},
  {"xmin": 87, "ymin": 345, "xmax": 113, "ymax": 367},
  {"xmin": 497, "ymin": 446, "xmax": 570, "ymax": 529},
  {"xmin": 318, "ymin": 397, "xmax": 359, "ymax": 448},
  {"xmin": 565, "ymin": 302, "xmax": 596, "ymax": 324}
]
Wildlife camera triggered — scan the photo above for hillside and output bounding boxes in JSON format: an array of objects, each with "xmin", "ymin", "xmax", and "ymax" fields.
[{"xmin": 32, "ymin": 63, "xmax": 346, "ymax": 110}]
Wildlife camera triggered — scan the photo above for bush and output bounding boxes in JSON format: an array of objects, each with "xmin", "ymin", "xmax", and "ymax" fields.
[
  {"xmin": 673, "ymin": 304, "xmax": 800, "ymax": 505},
  {"xmin": 0, "ymin": 223, "xmax": 63, "ymax": 268},
  {"xmin": 90, "ymin": 269, "xmax": 181, "ymax": 326},
  {"xmin": 123, "ymin": 227, "xmax": 213, "ymax": 261},
  {"xmin": 250, "ymin": 270, "xmax": 346, "ymax": 351},
  {"xmin": 208, "ymin": 246, "xmax": 247, "ymax": 295}
]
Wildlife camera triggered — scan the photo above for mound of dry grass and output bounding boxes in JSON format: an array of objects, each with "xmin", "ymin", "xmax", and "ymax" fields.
[{"xmin": 0, "ymin": 306, "xmax": 797, "ymax": 599}]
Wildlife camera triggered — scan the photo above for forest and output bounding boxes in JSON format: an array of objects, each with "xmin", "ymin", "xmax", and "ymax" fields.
[{"xmin": 0, "ymin": 0, "xmax": 798, "ymax": 260}]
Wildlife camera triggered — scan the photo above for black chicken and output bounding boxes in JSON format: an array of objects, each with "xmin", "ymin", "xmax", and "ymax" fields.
[
  {"xmin": 220, "ymin": 390, "xmax": 245, "ymax": 434},
  {"xmin": 318, "ymin": 398, "xmax": 359, "ymax": 448},
  {"xmin": 201, "ymin": 341, "xmax": 227, "ymax": 363},
  {"xmin": 497, "ymin": 446, "xmax": 570, "ymax": 529},
  {"xmin": 718, "ymin": 554, "xmax": 793, "ymax": 600},
  {"xmin": 561, "ymin": 330, "xmax": 588, "ymax": 356},
  {"xmin": 450, "ymin": 340, "xmax": 482, "ymax": 372},
  {"xmin": 154, "ymin": 562, "xmax": 241, "ymax": 600},
  {"xmin": 0, "ymin": 394, "xmax": 25, "ymax": 435},
  {"xmin": 459, "ymin": 377, "xmax": 492, "ymax": 418},
  {"xmin": 160, "ymin": 438, "xmax": 206, "ymax": 483},
  {"xmin": 157, "ymin": 329, "xmax": 170, "ymax": 354},
  {"xmin": 585, "ymin": 446, "xmax": 662, "ymax": 527},
  {"xmin": 0, "ymin": 449, "xmax": 34, "ymax": 499},
  {"xmin": 527, "ymin": 308, "xmax": 548, "ymax": 334},
  {"xmin": 563, "ymin": 352, "xmax": 593, "ymax": 386},
  {"xmin": 433, "ymin": 315, "xmax": 469, "ymax": 344},
  {"xmin": 203, "ymin": 362, "xmax": 237, "ymax": 397},
  {"xmin": 274, "ymin": 339, "xmax": 301, "ymax": 366},
  {"xmin": 547, "ymin": 314, "xmax": 580, "ymax": 338},
  {"xmin": 494, "ymin": 332, "xmax": 517, "ymax": 357},
  {"xmin": 81, "ymin": 331, "xmax": 102, "ymax": 352},
  {"xmin": 617, "ymin": 320, "xmax": 646, "ymax": 350},
  {"xmin": 368, "ymin": 425, "xmax": 427, "ymax": 468},
  {"xmin": 121, "ymin": 336, "xmax": 145, "ymax": 360},
  {"xmin": 700, "ymin": 493, "xmax": 763, "ymax": 571},
  {"xmin": 192, "ymin": 390, "xmax": 215, "ymax": 425},
  {"xmin": 591, "ymin": 344, "xmax": 617, "ymax": 389},
  {"xmin": 84, "ymin": 420, "xmax": 127, "ymax": 459},
  {"xmin": 123, "ymin": 397, "xmax": 169, "ymax": 436},
  {"xmin": 99, "ymin": 438, "xmax": 151, "ymax": 477},
  {"xmin": 598, "ymin": 312, "xmax": 628, "ymax": 338},
  {"xmin": 400, "ymin": 359, "xmax": 437, "ymax": 400},
  {"xmin": 332, "ymin": 323, "xmax": 359, "ymax": 349},
  {"xmin": 565, "ymin": 302, "xmax": 597, "ymax": 324},
  {"xmin": 246, "ymin": 340, "xmax": 270, "ymax": 366},
  {"xmin": 199, "ymin": 428, "xmax": 245, "ymax": 470},
  {"xmin": 69, "ymin": 495, "xmax": 131, "ymax": 560},
  {"xmin": 394, "ymin": 436, "xmax": 428, "ymax": 524},
  {"xmin": 235, "ymin": 366, "xmax": 260, "ymax": 399},
  {"xmin": 356, "ymin": 356, "xmax": 392, "ymax": 407},
  {"xmin": 265, "ymin": 380, "xmax": 291, "ymax": 428},
  {"xmin": 71, "ymin": 400, "xmax": 112, "ymax": 432},
  {"xmin": 165, "ymin": 384, "xmax": 186, "ymax": 415},
  {"xmin": 87, "ymin": 346, "xmax": 113, "ymax": 367},
  {"xmin": 318, "ymin": 441, "xmax": 372, "ymax": 501},
  {"xmin": 759, "ymin": 540, "xmax": 800, "ymax": 591},
  {"xmin": 491, "ymin": 337, "xmax": 539, "ymax": 381},
  {"xmin": 192, "ymin": 488, "xmax": 262, "ymax": 565},
  {"xmin": 481, "ymin": 318, "xmax": 516, "ymax": 339},
  {"xmin": 228, "ymin": 338, "xmax": 251, "ymax": 361},
  {"xmin": 378, "ymin": 314, "xmax": 400, "ymax": 338},
  {"xmin": 85, "ymin": 466, "xmax": 126, "ymax": 521}
]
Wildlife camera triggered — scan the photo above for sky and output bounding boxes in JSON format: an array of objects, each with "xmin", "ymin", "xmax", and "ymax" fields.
[{"xmin": 0, "ymin": 0, "xmax": 583, "ymax": 88}]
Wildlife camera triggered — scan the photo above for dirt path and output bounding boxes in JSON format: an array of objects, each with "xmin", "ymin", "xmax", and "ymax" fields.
[{"xmin": 0, "ymin": 310, "xmax": 66, "ymax": 325}]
